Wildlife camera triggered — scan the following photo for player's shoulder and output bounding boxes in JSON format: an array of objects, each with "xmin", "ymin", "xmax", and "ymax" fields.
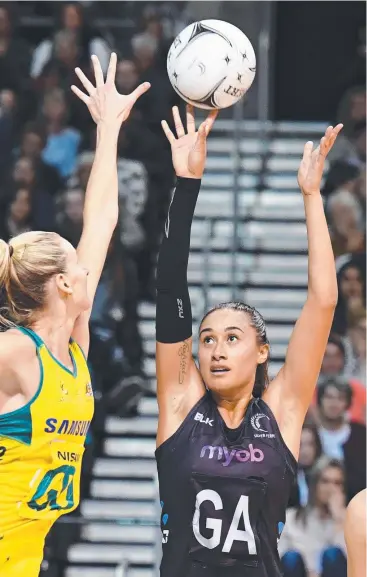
[{"xmin": 0, "ymin": 328, "xmax": 37, "ymax": 365}]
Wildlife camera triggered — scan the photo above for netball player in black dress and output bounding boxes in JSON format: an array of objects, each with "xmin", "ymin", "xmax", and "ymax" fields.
[{"xmin": 155, "ymin": 105, "xmax": 343, "ymax": 577}]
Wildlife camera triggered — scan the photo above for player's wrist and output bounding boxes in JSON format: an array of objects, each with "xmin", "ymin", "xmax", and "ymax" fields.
[
  {"xmin": 96, "ymin": 121, "xmax": 121, "ymax": 139},
  {"xmin": 175, "ymin": 173, "xmax": 202, "ymax": 180}
]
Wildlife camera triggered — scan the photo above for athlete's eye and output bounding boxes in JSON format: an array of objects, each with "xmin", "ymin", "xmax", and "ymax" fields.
[{"xmin": 228, "ymin": 335, "xmax": 238, "ymax": 343}]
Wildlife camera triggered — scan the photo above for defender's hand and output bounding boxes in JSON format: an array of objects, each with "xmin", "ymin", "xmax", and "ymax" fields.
[
  {"xmin": 298, "ymin": 124, "xmax": 343, "ymax": 196},
  {"xmin": 162, "ymin": 105, "xmax": 218, "ymax": 179},
  {"xmin": 71, "ymin": 53, "xmax": 150, "ymax": 127}
]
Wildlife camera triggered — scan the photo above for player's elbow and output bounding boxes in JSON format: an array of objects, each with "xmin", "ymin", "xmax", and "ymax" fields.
[
  {"xmin": 84, "ymin": 208, "xmax": 119, "ymax": 231},
  {"xmin": 308, "ymin": 287, "xmax": 338, "ymax": 310}
]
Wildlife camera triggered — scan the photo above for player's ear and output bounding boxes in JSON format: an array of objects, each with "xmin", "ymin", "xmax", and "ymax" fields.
[
  {"xmin": 56, "ymin": 273, "xmax": 73, "ymax": 296},
  {"xmin": 257, "ymin": 343, "xmax": 269, "ymax": 365}
]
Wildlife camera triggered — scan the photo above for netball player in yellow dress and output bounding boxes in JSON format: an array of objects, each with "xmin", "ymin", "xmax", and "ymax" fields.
[{"xmin": 0, "ymin": 53, "xmax": 150, "ymax": 576}]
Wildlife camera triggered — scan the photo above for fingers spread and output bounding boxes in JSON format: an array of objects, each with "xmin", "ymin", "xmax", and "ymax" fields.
[
  {"xmin": 161, "ymin": 120, "xmax": 176, "ymax": 145},
  {"xmin": 91, "ymin": 55, "xmax": 104, "ymax": 88},
  {"xmin": 71, "ymin": 85, "xmax": 90, "ymax": 105},
  {"xmin": 75, "ymin": 67, "xmax": 95, "ymax": 95},
  {"xmin": 106, "ymin": 52, "xmax": 117, "ymax": 85},
  {"xmin": 172, "ymin": 106, "xmax": 185, "ymax": 138},
  {"xmin": 186, "ymin": 105, "xmax": 196, "ymax": 134}
]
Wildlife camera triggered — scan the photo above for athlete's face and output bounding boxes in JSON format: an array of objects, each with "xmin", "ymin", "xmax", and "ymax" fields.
[
  {"xmin": 198, "ymin": 309, "xmax": 268, "ymax": 396},
  {"xmin": 57, "ymin": 238, "xmax": 90, "ymax": 313},
  {"xmin": 315, "ymin": 465, "xmax": 344, "ymax": 508}
]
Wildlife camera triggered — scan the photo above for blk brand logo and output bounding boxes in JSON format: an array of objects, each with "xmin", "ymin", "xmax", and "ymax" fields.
[{"xmin": 195, "ymin": 412, "xmax": 213, "ymax": 427}]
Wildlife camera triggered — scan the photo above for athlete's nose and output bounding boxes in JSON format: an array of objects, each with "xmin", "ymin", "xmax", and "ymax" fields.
[{"xmin": 211, "ymin": 343, "xmax": 227, "ymax": 361}]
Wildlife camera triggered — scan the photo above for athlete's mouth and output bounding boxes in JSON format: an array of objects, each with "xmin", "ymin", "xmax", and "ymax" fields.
[{"xmin": 210, "ymin": 366, "xmax": 230, "ymax": 374}]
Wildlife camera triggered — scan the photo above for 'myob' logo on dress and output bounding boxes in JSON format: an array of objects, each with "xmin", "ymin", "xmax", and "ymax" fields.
[{"xmin": 200, "ymin": 444, "xmax": 264, "ymax": 466}]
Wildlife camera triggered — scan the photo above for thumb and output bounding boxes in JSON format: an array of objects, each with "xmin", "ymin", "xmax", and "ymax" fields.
[{"xmin": 130, "ymin": 82, "xmax": 151, "ymax": 103}]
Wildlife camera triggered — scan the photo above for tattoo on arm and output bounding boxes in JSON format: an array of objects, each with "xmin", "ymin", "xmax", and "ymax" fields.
[{"xmin": 178, "ymin": 340, "xmax": 190, "ymax": 385}]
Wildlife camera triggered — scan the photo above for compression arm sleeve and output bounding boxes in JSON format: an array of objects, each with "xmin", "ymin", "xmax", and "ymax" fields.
[{"xmin": 156, "ymin": 177, "xmax": 201, "ymax": 343}]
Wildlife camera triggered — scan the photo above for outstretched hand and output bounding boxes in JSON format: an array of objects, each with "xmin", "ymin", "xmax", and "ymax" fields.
[
  {"xmin": 71, "ymin": 53, "xmax": 150, "ymax": 127},
  {"xmin": 298, "ymin": 124, "xmax": 343, "ymax": 195},
  {"xmin": 162, "ymin": 105, "xmax": 218, "ymax": 179}
]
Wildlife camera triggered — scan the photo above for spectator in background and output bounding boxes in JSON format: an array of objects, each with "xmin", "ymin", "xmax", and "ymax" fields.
[
  {"xmin": 316, "ymin": 378, "xmax": 366, "ymax": 502},
  {"xmin": 0, "ymin": 185, "xmax": 33, "ymax": 241},
  {"xmin": 89, "ymin": 231, "xmax": 145, "ymax": 417},
  {"xmin": 314, "ymin": 335, "xmax": 366, "ymax": 424},
  {"xmin": 19, "ymin": 122, "xmax": 62, "ymax": 195},
  {"xmin": 70, "ymin": 150, "xmax": 93, "ymax": 191},
  {"xmin": 353, "ymin": 119, "xmax": 366, "ymax": 166},
  {"xmin": 11, "ymin": 156, "xmax": 56, "ymax": 231},
  {"xmin": 344, "ymin": 313, "xmax": 366, "ymax": 385},
  {"xmin": 288, "ymin": 423, "xmax": 323, "ymax": 508},
  {"xmin": 325, "ymin": 161, "xmax": 365, "ymax": 257},
  {"xmin": 36, "ymin": 29, "xmax": 92, "ymax": 134},
  {"xmin": 279, "ymin": 457, "xmax": 347, "ymax": 577},
  {"xmin": 40, "ymin": 88, "xmax": 81, "ymax": 179},
  {"xmin": 333, "ymin": 259, "xmax": 366, "ymax": 336},
  {"xmin": 0, "ymin": 3, "xmax": 30, "ymax": 93},
  {"xmin": 43, "ymin": 29, "xmax": 81, "ymax": 89},
  {"xmin": 0, "ymin": 89, "xmax": 16, "ymax": 178},
  {"xmin": 131, "ymin": 30, "xmax": 181, "ymax": 136},
  {"xmin": 31, "ymin": 1, "xmax": 110, "ymax": 79},
  {"xmin": 117, "ymin": 157, "xmax": 148, "ymax": 254},
  {"xmin": 328, "ymin": 86, "xmax": 366, "ymax": 167},
  {"xmin": 56, "ymin": 187, "xmax": 84, "ymax": 248}
]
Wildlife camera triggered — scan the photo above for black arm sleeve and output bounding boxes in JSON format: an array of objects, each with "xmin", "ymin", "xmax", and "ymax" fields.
[{"xmin": 156, "ymin": 177, "xmax": 201, "ymax": 343}]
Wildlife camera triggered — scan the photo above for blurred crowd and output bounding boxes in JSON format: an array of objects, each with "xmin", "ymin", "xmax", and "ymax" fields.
[
  {"xmin": 0, "ymin": 3, "xmax": 365, "ymax": 577},
  {"xmin": 0, "ymin": 1, "xmax": 188, "ymax": 416},
  {"xmin": 279, "ymin": 83, "xmax": 366, "ymax": 577}
]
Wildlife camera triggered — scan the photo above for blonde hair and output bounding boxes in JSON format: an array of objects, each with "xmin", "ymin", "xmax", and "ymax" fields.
[{"xmin": 0, "ymin": 231, "xmax": 67, "ymax": 328}]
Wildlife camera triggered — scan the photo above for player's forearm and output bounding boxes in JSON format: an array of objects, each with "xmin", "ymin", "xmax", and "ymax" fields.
[
  {"xmin": 156, "ymin": 177, "xmax": 201, "ymax": 343},
  {"xmin": 83, "ymin": 124, "xmax": 120, "ymax": 228},
  {"xmin": 304, "ymin": 193, "xmax": 337, "ymax": 307}
]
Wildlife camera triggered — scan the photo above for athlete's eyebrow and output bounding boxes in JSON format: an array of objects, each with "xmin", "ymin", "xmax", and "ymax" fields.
[
  {"xmin": 199, "ymin": 326, "xmax": 244, "ymax": 336},
  {"xmin": 224, "ymin": 326, "xmax": 244, "ymax": 333},
  {"xmin": 199, "ymin": 327, "xmax": 212, "ymax": 336}
]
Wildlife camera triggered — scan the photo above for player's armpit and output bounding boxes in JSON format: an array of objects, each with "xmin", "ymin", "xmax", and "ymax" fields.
[{"xmin": 0, "ymin": 330, "xmax": 40, "ymax": 410}]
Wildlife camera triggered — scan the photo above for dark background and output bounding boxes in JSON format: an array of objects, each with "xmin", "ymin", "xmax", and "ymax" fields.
[{"xmin": 274, "ymin": 1, "xmax": 365, "ymax": 121}]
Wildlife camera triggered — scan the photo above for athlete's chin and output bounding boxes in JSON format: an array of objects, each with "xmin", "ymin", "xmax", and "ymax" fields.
[{"xmin": 206, "ymin": 373, "xmax": 235, "ymax": 390}]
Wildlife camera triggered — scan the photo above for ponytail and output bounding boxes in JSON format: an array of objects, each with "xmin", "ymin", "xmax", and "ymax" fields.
[{"xmin": 0, "ymin": 240, "xmax": 14, "ymax": 329}]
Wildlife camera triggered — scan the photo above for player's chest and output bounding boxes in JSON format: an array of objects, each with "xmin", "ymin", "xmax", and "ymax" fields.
[
  {"xmin": 184, "ymin": 429, "xmax": 286, "ymax": 486},
  {"xmin": 32, "ymin": 374, "xmax": 94, "ymax": 439}
]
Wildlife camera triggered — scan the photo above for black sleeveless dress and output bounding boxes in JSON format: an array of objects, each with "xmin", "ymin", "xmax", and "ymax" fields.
[{"xmin": 156, "ymin": 392, "xmax": 297, "ymax": 577}]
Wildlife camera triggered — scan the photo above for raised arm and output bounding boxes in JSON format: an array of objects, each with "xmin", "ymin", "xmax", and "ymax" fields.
[
  {"xmin": 264, "ymin": 125, "xmax": 343, "ymax": 457},
  {"xmin": 156, "ymin": 105, "xmax": 217, "ymax": 447},
  {"xmin": 70, "ymin": 53, "xmax": 150, "ymax": 355}
]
